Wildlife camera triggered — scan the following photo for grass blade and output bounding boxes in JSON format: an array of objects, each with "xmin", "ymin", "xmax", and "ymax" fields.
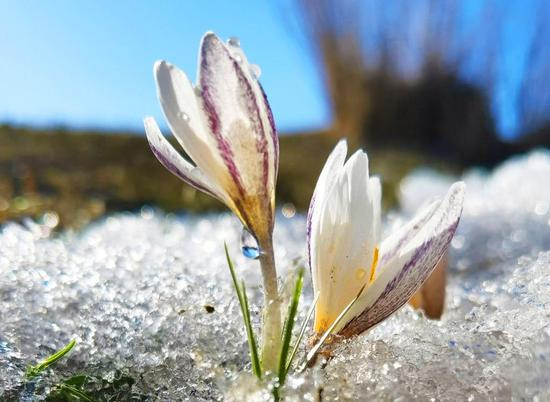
[
  {"xmin": 277, "ymin": 268, "xmax": 304, "ymax": 386},
  {"xmin": 299, "ymin": 283, "xmax": 367, "ymax": 372},
  {"xmin": 224, "ymin": 243, "xmax": 262, "ymax": 379},
  {"xmin": 240, "ymin": 280, "xmax": 262, "ymax": 378},
  {"xmin": 285, "ymin": 291, "xmax": 319, "ymax": 376},
  {"xmin": 25, "ymin": 339, "xmax": 76, "ymax": 379},
  {"xmin": 59, "ymin": 384, "xmax": 96, "ymax": 402}
]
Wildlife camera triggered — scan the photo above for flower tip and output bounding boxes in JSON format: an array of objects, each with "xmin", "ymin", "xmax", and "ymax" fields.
[
  {"xmin": 349, "ymin": 148, "xmax": 368, "ymax": 164},
  {"xmin": 143, "ymin": 116, "xmax": 155, "ymax": 128},
  {"xmin": 445, "ymin": 181, "xmax": 466, "ymax": 219},
  {"xmin": 370, "ymin": 175, "xmax": 381, "ymax": 186},
  {"xmin": 329, "ymin": 139, "xmax": 348, "ymax": 161},
  {"xmin": 143, "ymin": 117, "xmax": 161, "ymax": 143},
  {"xmin": 201, "ymin": 31, "xmax": 221, "ymax": 47},
  {"xmin": 336, "ymin": 138, "xmax": 348, "ymax": 150},
  {"xmin": 202, "ymin": 30, "xmax": 217, "ymax": 39},
  {"xmin": 153, "ymin": 60, "xmax": 170, "ymax": 75}
]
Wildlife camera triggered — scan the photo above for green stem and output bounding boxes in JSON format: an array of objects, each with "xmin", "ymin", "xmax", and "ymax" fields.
[{"xmin": 258, "ymin": 235, "xmax": 281, "ymax": 375}]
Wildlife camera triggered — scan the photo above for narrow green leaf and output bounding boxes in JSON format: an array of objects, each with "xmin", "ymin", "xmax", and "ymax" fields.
[
  {"xmin": 224, "ymin": 243, "xmax": 262, "ymax": 379},
  {"xmin": 277, "ymin": 268, "xmax": 304, "ymax": 386},
  {"xmin": 26, "ymin": 339, "xmax": 76, "ymax": 379},
  {"xmin": 59, "ymin": 383, "xmax": 95, "ymax": 402},
  {"xmin": 299, "ymin": 283, "xmax": 367, "ymax": 372},
  {"xmin": 285, "ymin": 291, "xmax": 319, "ymax": 376},
  {"xmin": 240, "ymin": 280, "xmax": 262, "ymax": 379}
]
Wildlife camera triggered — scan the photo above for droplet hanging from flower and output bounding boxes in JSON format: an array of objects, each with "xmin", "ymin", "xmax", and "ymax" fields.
[{"xmin": 240, "ymin": 227, "xmax": 261, "ymax": 260}]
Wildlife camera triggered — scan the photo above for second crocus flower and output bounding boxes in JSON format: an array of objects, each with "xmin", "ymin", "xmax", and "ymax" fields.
[{"xmin": 308, "ymin": 140, "xmax": 465, "ymax": 337}]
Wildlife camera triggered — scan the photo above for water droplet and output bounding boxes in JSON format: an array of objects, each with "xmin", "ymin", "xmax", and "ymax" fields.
[
  {"xmin": 227, "ymin": 37, "xmax": 241, "ymax": 47},
  {"xmin": 281, "ymin": 203, "xmax": 296, "ymax": 218},
  {"xmin": 178, "ymin": 112, "xmax": 190, "ymax": 122},
  {"xmin": 249, "ymin": 64, "xmax": 261, "ymax": 80},
  {"xmin": 240, "ymin": 227, "xmax": 261, "ymax": 259}
]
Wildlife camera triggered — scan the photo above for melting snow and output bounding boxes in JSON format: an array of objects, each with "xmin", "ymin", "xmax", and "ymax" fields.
[{"xmin": 1, "ymin": 149, "xmax": 550, "ymax": 401}]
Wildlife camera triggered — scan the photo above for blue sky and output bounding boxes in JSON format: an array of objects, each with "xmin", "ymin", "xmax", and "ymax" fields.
[
  {"xmin": 0, "ymin": 1, "xmax": 542, "ymax": 138},
  {"xmin": 0, "ymin": 1, "xmax": 329, "ymax": 133}
]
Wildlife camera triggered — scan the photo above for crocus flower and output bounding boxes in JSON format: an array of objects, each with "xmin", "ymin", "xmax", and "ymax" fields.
[
  {"xmin": 144, "ymin": 32, "xmax": 278, "ymax": 242},
  {"xmin": 308, "ymin": 140, "xmax": 465, "ymax": 337}
]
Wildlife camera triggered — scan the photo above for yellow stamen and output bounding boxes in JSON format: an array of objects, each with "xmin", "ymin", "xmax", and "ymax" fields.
[{"xmin": 369, "ymin": 247, "xmax": 379, "ymax": 283}]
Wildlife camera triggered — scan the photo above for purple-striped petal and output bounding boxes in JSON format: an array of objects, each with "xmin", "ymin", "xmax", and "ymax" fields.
[
  {"xmin": 258, "ymin": 82, "xmax": 279, "ymax": 176},
  {"xmin": 378, "ymin": 199, "xmax": 441, "ymax": 267},
  {"xmin": 144, "ymin": 117, "xmax": 224, "ymax": 202},
  {"xmin": 198, "ymin": 33, "xmax": 277, "ymax": 206},
  {"xmin": 338, "ymin": 182, "xmax": 465, "ymax": 336}
]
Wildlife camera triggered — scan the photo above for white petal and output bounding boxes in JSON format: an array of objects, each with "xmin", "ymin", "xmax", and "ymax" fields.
[
  {"xmin": 309, "ymin": 141, "xmax": 349, "ymax": 331},
  {"xmin": 322, "ymin": 152, "xmax": 378, "ymax": 322},
  {"xmin": 154, "ymin": 60, "xmax": 229, "ymax": 193},
  {"xmin": 368, "ymin": 176, "xmax": 382, "ymax": 246},
  {"xmin": 307, "ymin": 140, "xmax": 347, "ymax": 265},
  {"xmin": 336, "ymin": 181, "xmax": 466, "ymax": 335},
  {"xmin": 332, "ymin": 150, "xmax": 376, "ymax": 272},
  {"xmin": 144, "ymin": 117, "xmax": 225, "ymax": 202},
  {"xmin": 311, "ymin": 145, "xmax": 382, "ymax": 331},
  {"xmin": 155, "ymin": 60, "xmax": 208, "ymax": 146}
]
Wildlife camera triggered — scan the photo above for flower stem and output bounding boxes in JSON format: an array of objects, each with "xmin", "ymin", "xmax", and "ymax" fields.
[{"xmin": 258, "ymin": 235, "xmax": 281, "ymax": 374}]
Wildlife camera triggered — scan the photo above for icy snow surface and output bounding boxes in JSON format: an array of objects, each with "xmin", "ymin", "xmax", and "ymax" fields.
[{"xmin": 1, "ymin": 150, "xmax": 550, "ymax": 401}]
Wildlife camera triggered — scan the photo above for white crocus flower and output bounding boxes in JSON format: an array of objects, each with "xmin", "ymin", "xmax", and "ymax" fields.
[
  {"xmin": 308, "ymin": 140, "xmax": 465, "ymax": 337},
  {"xmin": 144, "ymin": 32, "xmax": 282, "ymax": 373},
  {"xmin": 143, "ymin": 32, "xmax": 278, "ymax": 243}
]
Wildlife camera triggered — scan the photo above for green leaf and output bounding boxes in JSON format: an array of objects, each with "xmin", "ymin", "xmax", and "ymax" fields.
[
  {"xmin": 240, "ymin": 280, "xmax": 261, "ymax": 379},
  {"xmin": 224, "ymin": 243, "xmax": 262, "ymax": 379},
  {"xmin": 277, "ymin": 268, "xmax": 304, "ymax": 386},
  {"xmin": 299, "ymin": 283, "xmax": 367, "ymax": 371},
  {"xmin": 26, "ymin": 339, "xmax": 77, "ymax": 379},
  {"xmin": 285, "ymin": 291, "xmax": 319, "ymax": 376},
  {"xmin": 58, "ymin": 383, "xmax": 96, "ymax": 401}
]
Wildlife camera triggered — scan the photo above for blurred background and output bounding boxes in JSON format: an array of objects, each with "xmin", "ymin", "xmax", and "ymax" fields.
[{"xmin": 0, "ymin": 0, "xmax": 548, "ymax": 228}]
